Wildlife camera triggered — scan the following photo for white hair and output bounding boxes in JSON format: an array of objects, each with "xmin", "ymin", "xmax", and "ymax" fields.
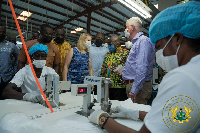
[{"xmin": 126, "ymin": 17, "xmax": 142, "ymax": 31}]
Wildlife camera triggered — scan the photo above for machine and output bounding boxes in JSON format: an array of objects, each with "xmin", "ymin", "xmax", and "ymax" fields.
[
  {"xmin": 43, "ymin": 74, "xmax": 71, "ymax": 108},
  {"xmin": 71, "ymin": 76, "xmax": 112, "ymax": 116}
]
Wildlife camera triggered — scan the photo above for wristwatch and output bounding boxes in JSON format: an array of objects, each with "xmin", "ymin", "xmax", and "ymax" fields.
[{"xmin": 99, "ymin": 114, "xmax": 110, "ymax": 129}]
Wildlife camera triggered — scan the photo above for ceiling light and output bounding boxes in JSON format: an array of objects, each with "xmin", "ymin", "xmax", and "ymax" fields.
[
  {"xmin": 70, "ymin": 31, "xmax": 76, "ymax": 34},
  {"xmin": 75, "ymin": 27, "xmax": 84, "ymax": 31},
  {"xmin": 118, "ymin": 0, "xmax": 152, "ymax": 19},
  {"xmin": 17, "ymin": 11, "xmax": 32, "ymax": 21}
]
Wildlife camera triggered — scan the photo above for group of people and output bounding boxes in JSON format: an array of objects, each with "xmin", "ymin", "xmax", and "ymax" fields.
[
  {"xmin": 0, "ymin": 1, "xmax": 199, "ymax": 132},
  {"xmin": 1, "ymin": 16, "xmax": 155, "ymax": 105}
]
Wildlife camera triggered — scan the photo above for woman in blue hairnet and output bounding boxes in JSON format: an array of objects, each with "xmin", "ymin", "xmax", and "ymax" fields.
[
  {"xmin": 88, "ymin": 1, "xmax": 200, "ymax": 133},
  {"xmin": 2, "ymin": 43, "xmax": 58, "ymax": 104}
]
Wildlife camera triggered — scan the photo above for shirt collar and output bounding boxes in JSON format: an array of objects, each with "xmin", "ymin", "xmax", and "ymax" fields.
[{"xmin": 132, "ymin": 32, "xmax": 143, "ymax": 44}]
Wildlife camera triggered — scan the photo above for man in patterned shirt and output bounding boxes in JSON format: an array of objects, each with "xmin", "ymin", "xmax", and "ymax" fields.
[
  {"xmin": 122, "ymin": 17, "xmax": 155, "ymax": 105},
  {"xmin": 51, "ymin": 28, "xmax": 71, "ymax": 79},
  {"xmin": 101, "ymin": 35, "xmax": 129, "ymax": 101}
]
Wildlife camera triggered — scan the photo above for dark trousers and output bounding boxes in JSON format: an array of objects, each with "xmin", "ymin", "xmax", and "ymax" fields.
[
  {"xmin": 93, "ymin": 86, "xmax": 128, "ymax": 101},
  {"xmin": 109, "ymin": 88, "xmax": 128, "ymax": 101},
  {"xmin": 0, "ymin": 79, "xmax": 10, "ymax": 100}
]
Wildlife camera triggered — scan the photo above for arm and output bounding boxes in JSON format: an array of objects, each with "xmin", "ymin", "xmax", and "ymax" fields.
[
  {"xmin": 100, "ymin": 55, "xmax": 108, "ymax": 77},
  {"xmin": 104, "ymin": 111, "xmax": 149, "ymax": 133},
  {"xmin": 89, "ymin": 55, "xmax": 93, "ymax": 76},
  {"xmin": 53, "ymin": 45, "xmax": 61, "ymax": 74},
  {"xmin": 62, "ymin": 48, "xmax": 73, "ymax": 81},
  {"xmin": 89, "ymin": 109, "xmax": 149, "ymax": 133},
  {"xmin": 13, "ymin": 45, "xmax": 20, "ymax": 73},
  {"xmin": 53, "ymin": 64, "xmax": 60, "ymax": 74},
  {"xmin": 2, "ymin": 83, "xmax": 24, "ymax": 100},
  {"xmin": 104, "ymin": 118, "xmax": 150, "ymax": 133}
]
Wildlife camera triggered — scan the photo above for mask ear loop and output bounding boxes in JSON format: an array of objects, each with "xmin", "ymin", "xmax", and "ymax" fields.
[
  {"xmin": 175, "ymin": 43, "xmax": 181, "ymax": 55},
  {"xmin": 163, "ymin": 34, "xmax": 175, "ymax": 50}
]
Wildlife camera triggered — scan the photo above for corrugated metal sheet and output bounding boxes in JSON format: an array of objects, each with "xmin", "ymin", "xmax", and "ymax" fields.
[{"xmin": 1, "ymin": 0, "xmax": 159, "ymax": 44}]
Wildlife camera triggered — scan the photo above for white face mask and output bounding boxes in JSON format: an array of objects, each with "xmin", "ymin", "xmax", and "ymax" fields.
[
  {"xmin": 102, "ymin": 43, "xmax": 108, "ymax": 48},
  {"xmin": 85, "ymin": 41, "xmax": 91, "ymax": 49},
  {"xmin": 156, "ymin": 35, "xmax": 181, "ymax": 71},
  {"xmin": 124, "ymin": 29, "xmax": 130, "ymax": 38},
  {"xmin": 125, "ymin": 41, "xmax": 132, "ymax": 49},
  {"xmin": 33, "ymin": 60, "xmax": 46, "ymax": 68}
]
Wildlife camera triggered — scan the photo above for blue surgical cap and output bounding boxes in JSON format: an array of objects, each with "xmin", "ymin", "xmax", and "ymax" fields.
[
  {"xmin": 149, "ymin": 1, "xmax": 200, "ymax": 45},
  {"xmin": 28, "ymin": 43, "xmax": 49, "ymax": 55}
]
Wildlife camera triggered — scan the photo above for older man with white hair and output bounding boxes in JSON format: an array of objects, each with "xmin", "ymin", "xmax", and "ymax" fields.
[{"xmin": 122, "ymin": 17, "xmax": 155, "ymax": 105}]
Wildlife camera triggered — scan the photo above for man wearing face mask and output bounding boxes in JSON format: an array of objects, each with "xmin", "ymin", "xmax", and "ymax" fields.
[
  {"xmin": 88, "ymin": 2, "xmax": 200, "ymax": 132},
  {"xmin": 90, "ymin": 33, "xmax": 109, "ymax": 77},
  {"xmin": 0, "ymin": 25, "xmax": 19, "ymax": 100},
  {"xmin": 17, "ymin": 24, "xmax": 60, "ymax": 74},
  {"xmin": 122, "ymin": 17, "xmax": 155, "ymax": 105},
  {"xmin": 100, "ymin": 35, "xmax": 129, "ymax": 100},
  {"xmin": 51, "ymin": 28, "xmax": 71, "ymax": 79},
  {"xmin": 32, "ymin": 31, "xmax": 40, "ymax": 40},
  {"xmin": 3, "ymin": 43, "xmax": 58, "ymax": 104}
]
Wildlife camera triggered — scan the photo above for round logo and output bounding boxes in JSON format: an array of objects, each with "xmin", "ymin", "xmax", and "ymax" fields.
[{"xmin": 162, "ymin": 95, "xmax": 200, "ymax": 132}]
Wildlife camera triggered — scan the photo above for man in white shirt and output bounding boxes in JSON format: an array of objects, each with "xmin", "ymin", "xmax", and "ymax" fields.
[
  {"xmin": 3, "ymin": 43, "xmax": 58, "ymax": 103},
  {"xmin": 88, "ymin": 1, "xmax": 200, "ymax": 132}
]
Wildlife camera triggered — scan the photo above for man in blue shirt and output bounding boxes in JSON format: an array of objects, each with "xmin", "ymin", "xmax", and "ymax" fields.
[
  {"xmin": 90, "ymin": 33, "xmax": 109, "ymax": 77},
  {"xmin": 122, "ymin": 17, "xmax": 155, "ymax": 105},
  {"xmin": 0, "ymin": 25, "xmax": 19, "ymax": 99}
]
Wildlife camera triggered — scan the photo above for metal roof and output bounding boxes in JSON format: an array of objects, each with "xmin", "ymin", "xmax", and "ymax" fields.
[{"xmin": 1, "ymin": 0, "xmax": 159, "ymax": 44}]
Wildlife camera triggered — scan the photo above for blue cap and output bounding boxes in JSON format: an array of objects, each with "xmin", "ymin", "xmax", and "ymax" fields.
[
  {"xmin": 28, "ymin": 43, "xmax": 49, "ymax": 55},
  {"xmin": 149, "ymin": 1, "xmax": 200, "ymax": 45}
]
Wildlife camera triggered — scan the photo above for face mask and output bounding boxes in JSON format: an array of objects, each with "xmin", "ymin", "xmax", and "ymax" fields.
[
  {"xmin": 85, "ymin": 41, "xmax": 91, "ymax": 49},
  {"xmin": 0, "ymin": 34, "xmax": 6, "ymax": 42},
  {"xmin": 95, "ymin": 39, "xmax": 103, "ymax": 47},
  {"xmin": 125, "ymin": 41, "xmax": 132, "ymax": 49},
  {"xmin": 124, "ymin": 29, "xmax": 130, "ymax": 38},
  {"xmin": 42, "ymin": 35, "xmax": 52, "ymax": 43},
  {"xmin": 102, "ymin": 43, "xmax": 108, "ymax": 48},
  {"xmin": 55, "ymin": 37, "xmax": 64, "ymax": 44},
  {"xmin": 33, "ymin": 60, "xmax": 46, "ymax": 68},
  {"xmin": 108, "ymin": 45, "xmax": 116, "ymax": 52},
  {"xmin": 156, "ymin": 35, "xmax": 181, "ymax": 71}
]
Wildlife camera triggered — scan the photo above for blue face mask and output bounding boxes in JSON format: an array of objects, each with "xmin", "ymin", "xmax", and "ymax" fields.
[{"xmin": 108, "ymin": 45, "xmax": 116, "ymax": 52}]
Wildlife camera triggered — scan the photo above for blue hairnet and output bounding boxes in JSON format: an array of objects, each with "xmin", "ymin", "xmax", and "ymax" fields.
[
  {"xmin": 28, "ymin": 43, "xmax": 49, "ymax": 55},
  {"xmin": 149, "ymin": 1, "xmax": 200, "ymax": 45}
]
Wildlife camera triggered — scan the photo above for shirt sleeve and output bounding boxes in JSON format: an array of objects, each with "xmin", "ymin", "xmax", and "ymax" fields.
[
  {"xmin": 13, "ymin": 45, "xmax": 20, "ymax": 73},
  {"xmin": 131, "ymin": 38, "xmax": 152, "ymax": 94},
  {"xmin": 100, "ymin": 54, "xmax": 108, "ymax": 77},
  {"xmin": 144, "ymin": 71, "xmax": 200, "ymax": 133},
  {"xmin": 10, "ymin": 68, "xmax": 25, "ymax": 87}
]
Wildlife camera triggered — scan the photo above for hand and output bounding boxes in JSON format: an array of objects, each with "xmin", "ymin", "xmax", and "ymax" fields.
[
  {"xmin": 129, "ymin": 92, "xmax": 136, "ymax": 103},
  {"xmin": 23, "ymin": 91, "xmax": 43, "ymax": 103},
  {"xmin": 91, "ymin": 84, "xmax": 94, "ymax": 91},
  {"xmin": 88, "ymin": 109, "xmax": 108, "ymax": 125},
  {"xmin": 110, "ymin": 106, "xmax": 139, "ymax": 121},
  {"xmin": 113, "ymin": 65, "xmax": 123, "ymax": 75}
]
